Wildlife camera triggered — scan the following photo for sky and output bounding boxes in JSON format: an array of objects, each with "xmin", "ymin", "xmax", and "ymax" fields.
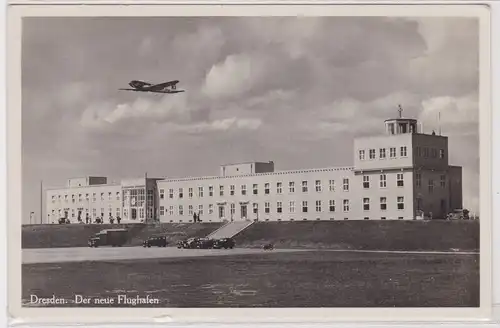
[{"xmin": 22, "ymin": 16, "xmax": 480, "ymax": 223}]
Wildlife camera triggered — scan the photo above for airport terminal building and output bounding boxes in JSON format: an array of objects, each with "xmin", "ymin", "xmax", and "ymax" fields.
[{"xmin": 45, "ymin": 116, "xmax": 463, "ymax": 224}]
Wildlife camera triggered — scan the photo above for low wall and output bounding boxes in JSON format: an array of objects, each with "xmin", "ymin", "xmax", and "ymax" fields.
[
  {"xmin": 233, "ymin": 220, "xmax": 480, "ymax": 251},
  {"xmin": 22, "ymin": 222, "xmax": 223, "ymax": 248}
]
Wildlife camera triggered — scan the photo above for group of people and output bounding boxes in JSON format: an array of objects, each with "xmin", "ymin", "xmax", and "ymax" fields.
[
  {"xmin": 192, "ymin": 212, "xmax": 202, "ymax": 223},
  {"xmin": 58, "ymin": 213, "xmax": 122, "ymax": 225}
]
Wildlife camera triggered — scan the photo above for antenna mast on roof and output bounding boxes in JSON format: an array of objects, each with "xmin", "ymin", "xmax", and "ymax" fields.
[{"xmin": 398, "ymin": 104, "xmax": 403, "ymax": 118}]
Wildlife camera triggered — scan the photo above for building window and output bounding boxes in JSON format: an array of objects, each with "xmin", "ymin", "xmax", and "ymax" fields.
[
  {"xmin": 277, "ymin": 182, "xmax": 283, "ymax": 194},
  {"xmin": 189, "ymin": 188, "xmax": 193, "ymax": 198},
  {"xmin": 169, "ymin": 189, "xmax": 174, "ymax": 199},
  {"xmin": 416, "ymin": 147, "xmax": 421, "ymax": 157},
  {"xmin": 363, "ymin": 198, "xmax": 370, "ymax": 211},
  {"xmin": 302, "ymin": 181, "xmax": 308, "ymax": 192},
  {"xmin": 277, "ymin": 201, "xmax": 282, "ymax": 213},
  {"xmin": 92, "ymin": 208, "xmax": 96, "ymax": 218},
  {"xmin": 79, "ymin": 194, "xmax": 83, "ymax": 202},
  {"xmin": 359, "ymin": 150, "xmax": 365, "ymax": 160},
  {"xmin": 209, "ymin": 186, "xmax": 213, "ymax": 197},
  {"xmin": 329, "ymin": 180, "xmax": 335, "ymax": 191},
  {"xmin": 230, "ymin": 203, "xmax": 235, "ymax": 215},
  {"xmin": 178, "ymin": 205, "xmax": 184, "ymax": 216},
  {"xmin": 302, "ymin": 201, "xmax": 308, "ymax": 213},
  {"xmin": 253, "ymin": 184, "xmax": 258, "ymax": 195},
  {"xmin": 329, "ymin": 200, "xmax": 335, "ymax": 212},
  {"xmin": 343, "ymin": 178, "xmax": 349, "ymax": 191},
  {"xmin": 253, "ymin": 203, "xmax": 258, "ymax": 214},
  {"xmin": 416, "ymin": 173, "xmax": 421, "ymax": 188},
  {"xmin": 179, "ymin": 188, "xmax": 184, "ymax": 199},
  {"xmin": 390, "ymin": 147, "xmax": 396, "ymax": 158},
  {"xmin": 363, "ymin": 176, "xmax": 370, "ymax": 189},
  {"xmin": 428, "ymin": 179, "xmax": 434, "ymax": 193},
  {"xmin": 219, "ymin": 185, "xmax": 224, "ymax": 196},
  {"xmin": 188, "ymin": 205, "xmax": 193, "ymax": 216},
  {"xmin": 423, "ymin": 148, "xmax": 429, "ymax": 158},
  {"xmin": 100, "ymin": 193, "xmax": 104, "ymax": 201},
  {"xmin": 379, "ymin": 174, "xmax": 386, "ymax": 188},
  {"xmin": 289, "ymin": 181, "xmax": 295, "ymax": 193},
  {"xmin": 198, "ymin": 187, "xmax": 204, "ymax": 198},
  {"xmin": 431, "ymin": 149, "xmax": 437, "ymax": 158},
  {"xmin": 160, "ymin": 189, "xmax": 165, "ymax": 200},
  {"xmin": 315, "ymin": 180, "xmax": 322, "ymax": 192},
  {"xmin": 400, "ymin": 146, "xmax": 407, "ymax": 157},
  {"xmin": 230, "ymin": 185, "xmax": 235, "ymax": 196},
  {"xmin": 397, "ymin": 173, "xmax": 404, "ymax": 187},
  {"xmin": 265, "ymin": 183, "xmax": 270, "ymax": 195},
  {"xmin": 160, "ymin": 206, "xmax": 165, "ymax": 216},
  {"xmin": 265, "ymin": 202, "xmax": 270, "ymax": 214},
  {"xmin": 209, "ymin": 204, "xmax": 213, "ymax": 214},
  {"xmin": 343, "ymin": 200, "xmax": 350, "ymax": 212},
  {"xmin": 198, "ymin": 204, "xmax": 203, "ymax": 215},
  {"xmin": 439, "ymin": 149, "xmax": 445, "ymax": 159},
  {"xmin": 116, "ymin": 208, "xmax": 120, "ymax": 218},
  {"xmin": 108, "ymin": 192, "xmax": 112, "ymax": 201},
  {"xmin": 440, "ymin": 175, "xmax": 446, "ymax": 188},
  {"xmin": 380, "ymin": 197, "xmax": 387, "ymax": 210},
  {"xmin": 92, "ymin": 193, "xmax": 96, "ymax": 202},
  {"xmin": 369, "ymin": 149, "xmax": 376, "ymax": 159},
  {"xmin": 241, "ymin": 184, "xmax": 247, "ymax": 195},
  {"xmin": 397, "ymin": 197, "xmax": 404, "ymax": 210},
  {"xmin": 289, "ymin": 201, "xmax": 295, "ymax": 213},
  {"xmin": 169, "ymin": 206, "xmax": 174, "ymax": 215},
  {"xmin": 379, "ymin": 148, "xmax": 386, "ymax": 159},
  {"xmin": 315, "ymin": 200, "xmax": 322, "ymax": 212}
]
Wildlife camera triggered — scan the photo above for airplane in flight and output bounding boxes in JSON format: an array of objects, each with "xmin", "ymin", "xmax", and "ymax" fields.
[{"xmin": 119, "ymin": 80, "xmax": 185, "ymax": 94}]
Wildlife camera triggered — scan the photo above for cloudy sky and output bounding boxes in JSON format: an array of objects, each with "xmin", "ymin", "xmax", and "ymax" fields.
[{"xmin": 22, "ymin": 16, "xmax": 480, "ymax": 223}]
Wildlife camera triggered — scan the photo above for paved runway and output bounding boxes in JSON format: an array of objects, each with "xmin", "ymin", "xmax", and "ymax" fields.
[
  {"xmin": 22, "ymin": 246, "xmax": 309, "ymax": 264},
  {"xmin": 22, "ymin": 246, "xmax": 477, "ymax": 264}
]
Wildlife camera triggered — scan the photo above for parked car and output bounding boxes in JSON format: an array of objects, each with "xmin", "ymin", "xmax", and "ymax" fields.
[
  {"xmin": 143, "ymin": 235, "xmax": 168, "ymax": 248},
  {"xmin": 88, "ymin": 229, "xmax": 128, "ymax": 248},
  {"xmin": 195, "ymin": 238, "xmax": 216, "ymax": 249},
  {"xmin": 177, "ymin": 237, "xmax": 199, "ymax": 249},
  {"xmin": 263, "ymin": 243, "xmax": 274, "ymax": 251},
  {"xmin": 213, "ymin": 238, "xmax": 235, "ymax": 249}
]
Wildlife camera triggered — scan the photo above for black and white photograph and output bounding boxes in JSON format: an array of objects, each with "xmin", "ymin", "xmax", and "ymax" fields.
[{"xmin": 9, "ymin": 2, "xmax": 491, "ymax": 321}]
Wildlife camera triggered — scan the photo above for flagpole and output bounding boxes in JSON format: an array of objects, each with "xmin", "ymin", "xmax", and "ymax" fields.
[{"xmin": 40, "ymin": 180, "xmax": 43, "ymax": 224}]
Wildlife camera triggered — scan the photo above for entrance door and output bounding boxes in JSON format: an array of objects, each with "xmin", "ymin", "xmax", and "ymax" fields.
[
  {"xmin": 218, "ymin": 205, "xmax": 225, "ymax": 220},
  {"xmin": 240, "ymin": 205, "xmax": 247, "ymax": 219},
  {"xmin": 131, "ymin": 208, "xmax": 137, "ymax": 220}
]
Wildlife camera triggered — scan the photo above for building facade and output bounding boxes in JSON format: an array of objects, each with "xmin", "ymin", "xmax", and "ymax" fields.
[{"xmin": 44, "ymin": 116, "xmax": 463, "ymax": 224}]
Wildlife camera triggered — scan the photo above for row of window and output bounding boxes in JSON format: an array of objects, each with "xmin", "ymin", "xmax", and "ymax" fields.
[
  {"xmin": 158, "ymin": 196, "xmax": 406, "ymax": 217},
  {"xmin": 50, "ymin": 173, "xmax": 447, "ymax": 206},
  {"xmin": 51, "ymin": 191, "xmax": 121, "ymax": 203},
  {"xmin": 51, "ymin": 207, "xmax": 122, "ymax": 219},
  {"xmin": 166, "ymin": 217, "xmax": 408, "ymax": 223},
  {"xmin": 358, "ymin": 146, "xmax": 445, "ymax": 161}
]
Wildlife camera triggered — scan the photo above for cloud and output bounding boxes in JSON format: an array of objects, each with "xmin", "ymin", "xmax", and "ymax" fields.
[{"xmin": 202, "ymin": 53, "xmax": 268, "ymax": 99}]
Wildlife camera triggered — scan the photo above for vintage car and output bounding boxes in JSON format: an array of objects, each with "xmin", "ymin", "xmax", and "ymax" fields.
[
  {"xmin": 177, "ymin": 237, "xmax": 200, "ymax": 249},
  {"xmin": 263, "ymin": 243, "xmax": 274, "ymax": 251},
  {"xmin": 213, "ymin": 238, "xmax": 235, "ymax": 249},
  {"xmin": 88, "ymin": 229, "xmax": 128, "ymax": 248},
  {"xmin": 195, "ymin": 238, "xmax": 216, "ymax": 249},
  {"xmin": 143, "ymin": 235, "xmax": 168, "ymax": 248}
]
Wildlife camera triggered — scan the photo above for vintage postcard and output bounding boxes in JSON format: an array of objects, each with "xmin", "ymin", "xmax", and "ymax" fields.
[{"xmin": 7, "ymin": 2, "xmax": 492, "ymax": 324}]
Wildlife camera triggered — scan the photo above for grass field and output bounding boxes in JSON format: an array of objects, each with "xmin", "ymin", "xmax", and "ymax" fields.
[{"xmin": 23, "ymin": 250, "xmax": 479, "ymax": 307}]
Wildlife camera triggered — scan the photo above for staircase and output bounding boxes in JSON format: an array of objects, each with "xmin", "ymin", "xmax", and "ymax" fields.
[{"xmin": 206, "ymin": 221, "xmax": 254, "ymax": 239}]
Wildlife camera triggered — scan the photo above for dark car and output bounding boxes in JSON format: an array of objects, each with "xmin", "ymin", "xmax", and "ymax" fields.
[
  {"xmin": 143, "ymin": 235, "xmax": 168, "ymax": 247},
  {"xmin": 263, "ymin": 243, "xmax": 274, "ymax": 250},
  {"xmin": 177, "ymin": 237, "xmax": 199, "ymax": 249},
  {"xmin": 213, "ymin": 238, "xmax": 235, "ymax": 249},
  {"xmin": 195, "ymin": 238, "xmax": 216, "ymax": 249}
]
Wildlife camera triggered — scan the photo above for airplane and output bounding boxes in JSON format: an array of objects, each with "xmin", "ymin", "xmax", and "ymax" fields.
[{"xmin": 119, "ymin": 80, "xmax": 185, "ymax": 94}]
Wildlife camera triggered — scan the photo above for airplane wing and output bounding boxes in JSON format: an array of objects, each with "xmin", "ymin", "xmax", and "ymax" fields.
[
  {"xmin": 151, "ymin": 90, "xmax": 185, "ymax": 94},
  {"xmin": 149, "ymin": 80, "xmax": 180, "ymax": 91}
]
